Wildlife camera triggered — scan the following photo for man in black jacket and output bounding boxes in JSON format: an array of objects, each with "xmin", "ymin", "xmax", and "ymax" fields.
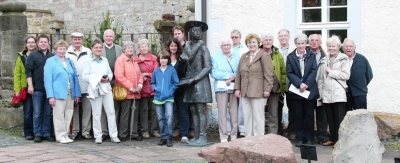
[{"xmin": 342, "ymin": 39, "xmax": 373, "ymax": 110}]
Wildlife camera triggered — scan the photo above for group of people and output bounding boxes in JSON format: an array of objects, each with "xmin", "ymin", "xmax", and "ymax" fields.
[
  {"xmin": 14, "ymin": 23, "xmax": 373, "ymax": 147},
  {"xmin": 212, "ymin": 29, "xmax": 373, "ymax": 147}
]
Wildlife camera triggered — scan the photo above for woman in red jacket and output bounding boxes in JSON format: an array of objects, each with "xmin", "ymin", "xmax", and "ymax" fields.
[{"xmin": 134, "ymin": 39, "xmax": 159, "ymax": 139}]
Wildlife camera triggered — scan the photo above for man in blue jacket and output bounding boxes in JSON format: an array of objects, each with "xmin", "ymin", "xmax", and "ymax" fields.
[{"xmin": 342, "ymin": 39, "xmax": 373, "ymax": 110}]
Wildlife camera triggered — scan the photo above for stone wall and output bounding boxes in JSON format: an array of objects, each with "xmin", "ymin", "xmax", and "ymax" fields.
[{"xmin": 12, "ymin": 0, "xmax": 193, "ymax": 38}]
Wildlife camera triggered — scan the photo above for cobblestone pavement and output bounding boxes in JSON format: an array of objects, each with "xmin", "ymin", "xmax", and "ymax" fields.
[{"xmin": 1, "ymin": 131, "xmax": 399, "ymax": 163}]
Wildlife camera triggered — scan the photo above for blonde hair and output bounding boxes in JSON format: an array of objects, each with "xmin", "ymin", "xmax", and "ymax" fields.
[
  {"xmin": 244, "ymin": 33, "xmax": 261, "ymax": 46},
  {"xmin": 53, "ymin": 40, "xmax": 69, "ymax": 50}
]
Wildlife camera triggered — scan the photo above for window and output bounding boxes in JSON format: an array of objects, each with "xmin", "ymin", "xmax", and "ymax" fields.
[{"xmin": 297, "ymin": 0, "xmax": 348, "ymax": 45}]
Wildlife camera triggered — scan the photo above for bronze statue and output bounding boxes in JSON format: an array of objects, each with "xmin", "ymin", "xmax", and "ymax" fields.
[{"xmin": 176, "ymin": 21, "xmax": 212, "ymax": 146}]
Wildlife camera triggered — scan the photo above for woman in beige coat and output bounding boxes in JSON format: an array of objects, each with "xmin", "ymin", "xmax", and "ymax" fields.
[
  {"xmin": 317, "ymin": 35, "xmax": 350, "ymax": 146},
  {"xmin": 234, "ymin": 33, "xmax": 274, "ymax": 137}
]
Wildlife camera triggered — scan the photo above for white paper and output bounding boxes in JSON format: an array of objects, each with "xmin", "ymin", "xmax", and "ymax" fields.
[
  {"xmin": 216, "ymin": 81, "xmax": 235, "ymax": 90},
  {"xmin": 289, "ymin": 84, "xmax": 310, "ymax": 99}
]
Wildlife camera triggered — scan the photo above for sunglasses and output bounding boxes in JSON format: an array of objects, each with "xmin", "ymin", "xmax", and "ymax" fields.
[{"xmin": 231, "ymin": 36, "xmax": 239, "ymax": 39}]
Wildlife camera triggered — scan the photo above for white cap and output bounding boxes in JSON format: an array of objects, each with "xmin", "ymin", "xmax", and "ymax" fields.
[{"xmin": 71, "ymin": 32, "xmax": 84, "ymax": 38}]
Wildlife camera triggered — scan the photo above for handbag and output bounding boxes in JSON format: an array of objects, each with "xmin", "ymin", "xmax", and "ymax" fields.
[
  {"xmin": 259, "ymin": 55, "xmax": 281, "ymax": 93},
  {"xmin": 19, "ymin": 87, "xmax": 27, "ymax": 102},
  {"xmin": 113, "ymin": 84, "xmax": 127, "ymax": 101}
]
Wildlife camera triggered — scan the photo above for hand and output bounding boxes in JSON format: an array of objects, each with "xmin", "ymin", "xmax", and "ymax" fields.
[
  {"xmin": 74, "ymin": 97, "xmax": 80, "ymax": 104},
  {"xmin": 300, "ymin": 83, "xmax": 308, "ymax": 93},
  {"xmin": 28, "ymin": 86, "xmax": 34, "ymax": 94},
  {"xmin": 15, "ymin": 92, "xmax": 20, "ymax": 97},
  {"xmin": 101, "ymin": 77, "xmax": 109, "ymax": 83},
  {"xmin": 235, "ymin": 90, "xmax": 241, "ymax": 98},
  {"xmin": 263, "ymin": 91, "xmax": 270, "ymax": 98},
  {"xmin": 229, "ymin": 74, "xmax": 236, "ymax": 81},
  {"xmin": 226, "ymin": 80, "xmax": 231, "ymax": 86},
  {"xmin": 325, "ymin": 67, "xmax": 331, "ymax": 73},
  {"xmin": 49, "ymin": 98, "xmax": 56, "ymax": 106}
]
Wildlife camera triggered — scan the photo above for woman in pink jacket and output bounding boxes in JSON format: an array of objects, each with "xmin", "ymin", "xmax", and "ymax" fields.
[
  {"xmin": 134, "ymin": 39, "xmax": 159, "ymax": 138},
  {"xmin": 114, "ymin": 41, "xmax": 144, "ymax": 141}
]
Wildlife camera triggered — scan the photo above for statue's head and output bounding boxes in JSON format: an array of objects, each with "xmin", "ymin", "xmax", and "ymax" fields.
[{"xmin": 184, "ymin": 21, "xmax": 208, "ymax": 41}]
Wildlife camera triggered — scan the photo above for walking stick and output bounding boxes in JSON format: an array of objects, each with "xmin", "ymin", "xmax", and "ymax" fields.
[{"xmin": 130, "ymin": 95, "xmax": 136, "ymax": 141}]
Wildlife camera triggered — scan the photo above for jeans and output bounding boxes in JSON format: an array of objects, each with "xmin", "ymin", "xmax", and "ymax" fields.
[
  {"xmin": 32, "ymin": 91, "xmax": 53, "ymax": 137},
  {"xmin": 175, "ymin": 94, "xmax": 189, "ymax": 137},
  {"xmin": 23, "ymin": 94, "xmax": 34, "ymax": 137},
  {"xmin": 155, "ymin": 102, "xmax": 174, "ymax": 140}
]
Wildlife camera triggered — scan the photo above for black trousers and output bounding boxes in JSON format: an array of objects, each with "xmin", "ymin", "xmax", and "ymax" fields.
[
  {"xmin": 346, "ymin": 95, "xmax": 367, "ymax": 111},
  {"xmin": 286, "ymin": 96, "xmax": 296, "ymax": 134},
  {"xmin": 315, "ymin": 106, "xmax": 328, "ymax": 142},
  {"xmin": 292, "ymin": 99, "xmax": 316, "ymax": 142},
  {"xmin": 325, "ymin": 102, "xmax": 346, "ymax": 142},
  {"xmin": 277, "ymin": 95, "xmax": 284, "ymax": 135}
]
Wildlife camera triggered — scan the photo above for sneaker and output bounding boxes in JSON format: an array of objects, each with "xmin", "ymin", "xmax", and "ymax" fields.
[
  {"xmin": 166, "ymin": 139, "xmax": 173, "ymax": 147},
  {"xmin": 70, "ymin": 135, "xmax": 76, "ymax": 140},
  {"xmin": 152, "ymin": 131, "xmax": 161, "ymax": 138},
  {"xmin": 181, "ymin": 136, "xmax": 188, "ymax": 143},
  {"xmin": 59, "ymin": 139, "xmax": 70, "ymax": 144},
  {"xmin": 221, "ymin": 139, "xmax": 228, "ymax": 143},
  {"xmin": 142, "ymin": 132, "xmax": 150, "ymax": 139},
  {"xmin": 111, "ymin": 137, "xmax": 121, "ymax": 143},
  {"xmin": 95, "ymin": 138, "xmax": 102, "ymax": 144},
  {"xmin": 240, "ymin": 132, "xmax": 245, "ymax": 136},
  {"xmin": 82, "ymin": 134, "xmax": 93, "ymax": 139},
  {"xmin": 44, "ymin": 136, "xmax": 56, "ymax": 142},
  {"xmin": 158, "ymin": 139, "xmax": 166, "ymax": 146},
  {"xmin": 26, "ymin": 136, "xmax": 34, "ymax": 140},
  {"xmin": 34, "ymin": 136, "xmax": 42, "ymax": 143}
]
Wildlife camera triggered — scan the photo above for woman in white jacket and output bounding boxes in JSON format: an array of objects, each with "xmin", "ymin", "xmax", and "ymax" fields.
[
  {"xmin": 82, "ymin": 39, "xmax": 120, "ymax": 144},
  {"xmin": 316, "ymin": 35, "xmax": 350, "ymax": 146}
]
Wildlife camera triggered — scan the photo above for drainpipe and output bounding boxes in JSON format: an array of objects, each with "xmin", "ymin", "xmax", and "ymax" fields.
[{"xmin": 201, "ymin": 0, "xmax": 207, "ymax": 45}]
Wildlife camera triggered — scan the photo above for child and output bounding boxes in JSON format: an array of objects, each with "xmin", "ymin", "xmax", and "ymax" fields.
[{"xmin": 151, "ymin": 50, "xmax": 179, "ymax": 147}]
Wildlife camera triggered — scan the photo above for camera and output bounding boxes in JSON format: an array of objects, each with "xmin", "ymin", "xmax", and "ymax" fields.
[{"xmin": 102, "ymin": 75, "xmax": 108, "ymax": 79}]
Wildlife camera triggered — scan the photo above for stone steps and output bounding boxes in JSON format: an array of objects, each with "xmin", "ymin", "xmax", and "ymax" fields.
[{"xmin": 0, "ymin": 89, "xmax": 15, "ymax": 108}]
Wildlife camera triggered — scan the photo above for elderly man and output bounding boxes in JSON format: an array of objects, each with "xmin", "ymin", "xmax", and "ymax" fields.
[
  {"xmin": 309, "ymin": 34, "xmax": 329, "ymax": 144},
  {"xmin": 278, "ymin": 29, "xmax": 295, "ymax": 138},
  {"xmin": 101, "ymin": 29, "xmax": 123, "ymax": 141},
  {"xmin": 342, "ymin": 39, "xmax": 373, "ymax": 111},
  {"xmin": 26, "ymin": 35, "xmax": 55, "ymax": 142},
  {"xmin": 66, "ymin": 32, "xmax": 93, "ymax": 140}
]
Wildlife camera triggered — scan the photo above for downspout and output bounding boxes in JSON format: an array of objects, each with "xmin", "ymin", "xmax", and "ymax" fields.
[{"xmin": 201, "ymin": 0, "xmax": 207, "ymax": 45}]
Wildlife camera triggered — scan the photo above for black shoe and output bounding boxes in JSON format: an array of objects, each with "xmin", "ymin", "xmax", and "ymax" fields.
[
  {"xmin": 34, "ymin": 136, "xmax": 42, "ymax": 143},
  {"xmin": 318, "ymin": 138, "xmax": 329, "ymax": 145},
  {"xmin": 158, "ymin": 139, "xmax": 166, "ymax": 146},
  {"xmin": 119, "ymin": 136, "xmax": 127, "ymax": 142},
  {"xmin": 306, "ymin": 141, "xmax": 313, "ymax": 145},
  {"xmin": 44, "ymin": 136, "xmax": 56, "ymax": 142},
  {"xmin": 295, "ymin": 141, "xmax": 303, "ymax": 147},
  {"xmin": 166, "ymin": 139, "xmax": 173, "ymax": 147},
  {"xmin": 102, "ymin": 135, "xmax": 108, "ymax": 141},
  {"xmin": 131, "ymin": 136, "xmax": 143, "ymax": 141},
  {"xmin": 26, "ymin": 136, "xmax": 34, "ymax": 140}
]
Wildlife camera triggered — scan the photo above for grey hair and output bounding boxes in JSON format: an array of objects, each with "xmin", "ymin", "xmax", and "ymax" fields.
[
  {"xmin": 122, "ymin": 41, "xmax": 136, "ymax": 53},
  {"xmin": 342, "ymin": 38, "xmax": 355, "ymax": 47},
  {"xmin": 231, "ymin": 29, "xmax": 242, "ymax": 38},
  {"xmin": 294, "ymin": 33, "xmax": 308, "ymax": 44},
  {"xmin": 137, "ymin": 38, "xmax": 150, "ymax": 47},
  {"xmin": 260, "ymin": 32, "xmax": 274, "ymax": 41},
  {"xmin": 308, "ymin": 34, "xmax": 322, "ymax": 41},
  {"xmin": 326, "ymin": 35, "xmax": 342, "ymax": 47},
  {"xmin": 219, "ymin": 36, "xmax": 233, "ymax": 47},
  {"xmin": 103, "ymin": 29, "xmax": 115, "ymax": 36},
  {"xmin": 278, "ymin": 29, "xmax": 290, "ymax": 35},
  {"xmin": 91, "ymin": 38, "xmax": 103, "ymax": 48}
]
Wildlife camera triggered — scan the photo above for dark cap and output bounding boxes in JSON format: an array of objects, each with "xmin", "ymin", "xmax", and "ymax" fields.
[{"xmin": 184, "ymin": 20, "xmax": 208, "ymax": 32}]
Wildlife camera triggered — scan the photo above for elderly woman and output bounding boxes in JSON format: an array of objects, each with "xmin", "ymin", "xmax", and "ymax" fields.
[
  {"xmin": 211, "ymin": 36, "xmax": 240, "ymax": 142},
  {"xmin": 260, "ymin": 32, "xmax": 286, "ymax": 134},
  {"xmin": 44, "ymin": 40, "xmax": 81, "ymax": 144},
  {"xmin": 114, "ymin": 41, "xmax": 144, "ymax": 141},
  {"xmin": 14, "ymin": 36, "xmax": 36, "ymax": 140},
  {"xmin": 82, "ymin": 39, "xmax": 120, "ymax": 144},
  {"xmin": 134, "ymin": 38, "xmax": 159, "ymax": 139},
  {"xmin": 286, "ymin": 33, "xmax": 319, "ymax": 147},
  {"xmin": 234, "ymin": 33, "xmax": 274, "ymax": 137},
  {"xmin": 166, "ymin": 38, "xmax": 189, "ymax": 142},
  {"xmin": 317, "ymin": 36, "xmax": 350, "ymax": 146}
]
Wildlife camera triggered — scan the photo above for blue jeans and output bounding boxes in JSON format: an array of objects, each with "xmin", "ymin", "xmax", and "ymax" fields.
[
  {"xmin": 32, "ymin": 91, "xmax": 53, "ymax": 137},
  {"xmin": 175, "ymin": 94, "xmax": 189, "ymax": 137},
  {"xmin": 155, "ymin": 102, "xmax": 174, "ymax": 140},
  {"xmin": 23, "ymin": 94, "xmax": 34, "ymax": 137}
]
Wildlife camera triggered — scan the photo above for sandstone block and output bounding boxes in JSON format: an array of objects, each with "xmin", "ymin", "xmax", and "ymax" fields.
[
  {"xmin": 333, "ymin": 109, "xmax": 385, "ymax": 163},
  {"xmin": 0, "ymin": 107, "xmax": 23, "ymax": 129},
  {"xmin": 374, "ymin": 111, "xmax": 400, "ymax": 140},
  {"xmin": 198, "ymin": 134, "xmax": 296, "ymax": 163}
]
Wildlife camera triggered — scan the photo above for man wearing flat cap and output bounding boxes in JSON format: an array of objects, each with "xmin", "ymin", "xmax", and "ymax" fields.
[
  {"xmin": 66, "ymin": 32, "xmax": 93, "ymax": 140},
  {"xmin": 176, "ymin": 20, "xmax": 212, "ymax": 146}
]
